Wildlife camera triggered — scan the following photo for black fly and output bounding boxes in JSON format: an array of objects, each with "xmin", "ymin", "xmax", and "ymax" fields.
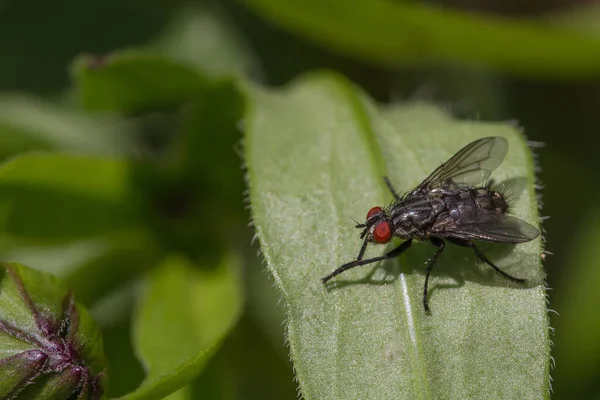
[{"xmin": 321, "ymin": 136, "xmax": 540, "ymax": 312}]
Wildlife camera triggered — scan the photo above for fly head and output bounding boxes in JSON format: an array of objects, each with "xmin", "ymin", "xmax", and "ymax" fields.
[{"xmin": 358, "ymin": 206, "xmax": 394, "ymax": 244}]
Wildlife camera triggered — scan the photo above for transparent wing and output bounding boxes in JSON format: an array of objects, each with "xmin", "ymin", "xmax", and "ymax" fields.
[
  {"xmin": 416, "ymin": 136, "xmax": 508, "ymax": 192},
  {"xmin": 444, "ymin": 209, "xmax": 540, "ymax": 244}
]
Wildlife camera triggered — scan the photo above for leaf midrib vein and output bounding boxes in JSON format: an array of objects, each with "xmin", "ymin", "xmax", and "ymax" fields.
[{"xmin": 338, "ymin": 79, "xmax": 431, "ymax": 399}]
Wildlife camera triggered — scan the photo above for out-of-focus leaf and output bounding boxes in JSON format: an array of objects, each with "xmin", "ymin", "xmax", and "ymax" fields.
[
  {"xmin": 73, "ymin": 52, "xmax": 208, "ymax": 112},
  {"xmin": 243, "ymin": 73, "xmax": 548, "ymax": 399},
  {"xmin": 0, "ymin": 94, "xmax": 132, "ymax": 160},
  {"xmin": 120, "ymin": 78, "xmax": 246, "ymax": 263},
  {"xmin": 122, "ymin": 254, "xmax": 243, "ymax": 399},
  {"xmin": 163, "ymin": 386, "xmax": 191, "ymax": 400},
  {"xmin": 180, "ymin": 79, "xmax": 246, "ymax": 223},
  {"xmin": 63, "ymin": 230, "xmax": 161, "ymax": 305},
  {"xmin": 154, "ymin": 4, "xmax": 261, "ymax": 79},
  {"xmin": 188, "ymin": 348, "xmax": 237, "ymax": 400},
  {"xmin": 245, "ymin": 247, "xmax": 287, "ymax": 358},
  {"xmin": 552, "ymin": 208, "xmax": 600, "ymax": 399},
  {"xmin": 216, "ymin": 315, "xmax": 297, "ymax": 400},
  {"xmin": 150, "ymin": 343, "xmax": 239, "ymax": 400},
  {"xmin": 0, "ymin": 154, "xmax": 139, "ymax": 240},
  {"xmin": 93, "ymin": 290, "xmax": 145, "ymax": 398},
  {"xmin": 546, "ymin": 2, "xmax": 600, "ymax": 36},
  {"xmin": 240, "ymin": 0, "xmax": 600, "ymax": 78},
  {"xmin": 0, "ymin": 237, "xmax": 111, "ymax": 277},
  {"xmin": 2, "ymin": 230, "xmax": 160, "ymax": 305}
]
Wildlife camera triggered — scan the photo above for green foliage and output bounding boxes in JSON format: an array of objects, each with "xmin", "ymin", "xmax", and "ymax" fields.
[
  {"xmin": 0, "ymin": 49, "xmax": 548, "ymax": 400},
  {"xmin": 125, "ymin": 255, "xmax": 242, "ymax": 399},
  {"xmin": 516, "ymin": 145, "xmax": 600, "ymax": 399},
  {"xmin": 0, "ymin": 0, "xmax": 576, "ymax": 398},
  {"xmin": 153, "ymin": 4, "xmax": 260, "ymax": 78},
  {"xmin": 73, "ymin": 52, "xmax": 208, "ymax": 112},
  {"xmin": 241, "ymin": 0, "xmax": 600, "ymax": 78},
  {"xmin": 552, "ymin": 208, "xmax": 600, "ymax": 398},
  {"xmin": 0, "ymin": 95, "xmax": 131, "ymax": 159},
  {"xmin": 0, "ymin": 50, "xmax": 248, "ymax": 398},
  {"xmin": 0, "ymin": 154, "xmax": 137, "ymax": 240}
]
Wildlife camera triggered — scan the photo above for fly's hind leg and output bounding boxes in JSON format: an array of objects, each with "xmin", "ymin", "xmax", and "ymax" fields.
[
  {"xmin": 423, "ymin": 237, "xmax": 446, "ymax": 313},
  {"xmin": 447, "ymin": 238, "xmax": 525, "ymax": 283}
]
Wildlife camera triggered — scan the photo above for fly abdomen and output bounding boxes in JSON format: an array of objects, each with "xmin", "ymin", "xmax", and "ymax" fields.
[
  {"xmin": 474, "ymin": 188, "xmax": 509, "ymax": 214},
  {"xmin": 440, "ymin": 187, "xmax": 509, "ymax": 226},
  {"xmin": 442, "ymin": 188, "xmax": 508, "ymax": 214}
]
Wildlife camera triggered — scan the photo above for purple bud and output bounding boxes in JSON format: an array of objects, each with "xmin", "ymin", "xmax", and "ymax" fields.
[{"xmin": 0, "ymin": 263, "xmax": 107, "ymax": 399}]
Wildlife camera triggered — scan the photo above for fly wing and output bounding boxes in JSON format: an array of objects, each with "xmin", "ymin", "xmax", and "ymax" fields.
[
  {"xmin": 416, "ymin": 136, "xmax": 508, "ymax": 192},
  {"xmin": 444, "ymin": 209, "xmax": 540, "ymax": 244}
]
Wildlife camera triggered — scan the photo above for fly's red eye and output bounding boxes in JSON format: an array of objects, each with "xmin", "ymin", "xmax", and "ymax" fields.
[
  {"xmin": 366, "ymin": 206, "xmax": 383, "ymax": 220},
  {"xmin": 373, "ymin": 221, "xmax": 392, "ymax": 244}
]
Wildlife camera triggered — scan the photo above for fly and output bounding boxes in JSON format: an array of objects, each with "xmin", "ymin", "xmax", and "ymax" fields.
[{"xmin": 321, "ymin": 136, "xmax": 540, "ymax": 312}]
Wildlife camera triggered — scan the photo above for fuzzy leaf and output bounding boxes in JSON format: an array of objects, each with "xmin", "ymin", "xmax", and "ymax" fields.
[{"xmin": 243, "ymin": 73, "xmax": 549, "ymax": 399}]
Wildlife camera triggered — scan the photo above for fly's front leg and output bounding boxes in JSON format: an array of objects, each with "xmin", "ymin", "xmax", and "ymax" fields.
[
  {"xmin": 447, "ymin": 238, "xmax": 525, "ymax": 283},
  {"xmin": 322, "ymin": 239, "xmax": 413, "ymax": 284},
  {"xmin": 384, "ymin": 176, "xmax": 401, "ymax": 201},
  {"xmin": 423, "ymin": 237, "xmax": 445, "ymax": 312}
]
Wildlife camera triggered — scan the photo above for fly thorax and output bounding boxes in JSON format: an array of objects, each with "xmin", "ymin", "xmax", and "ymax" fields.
[
  {"xmin": 390, "ymin": 210, "xmax": 421, "ymax": 237},
  {"xmin": 392, "ymin": 223, "xmax": 411, "ymax": 238}
]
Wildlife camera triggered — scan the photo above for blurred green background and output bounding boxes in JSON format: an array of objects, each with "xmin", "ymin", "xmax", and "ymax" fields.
[{"xmin": 0, "ymin": 0, "xmax": 599, "ymax": 398}]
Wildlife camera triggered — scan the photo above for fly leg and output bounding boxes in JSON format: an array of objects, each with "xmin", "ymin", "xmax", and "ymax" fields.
[
  {"xmin": 423, "ymin": 237, "xmax": 445, "ymax": 312},
  {"xmin": 447, "ymin": 238, "xmax": 525, "ymax": 283},
  {"xmin": 322, "ymin": 239, "xmax": 412, "ymax": 284},
  {"xmin": 384, "ymin": 176, "xmax": 401, "ymax": 201}
]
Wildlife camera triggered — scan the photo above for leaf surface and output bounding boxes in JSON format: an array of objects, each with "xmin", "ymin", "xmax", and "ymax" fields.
[{"xmin": 244, "ymin": 73, "xmax": 549, "ymax": 399}]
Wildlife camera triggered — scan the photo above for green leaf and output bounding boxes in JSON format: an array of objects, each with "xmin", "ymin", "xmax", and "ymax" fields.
[
  {"xmin": 62, "ymin": 231, "xmax": 162, "ymax": 305},
  {"xmin": 123, "ymin": 254, "xmax": 243, "ymax": 400},
  {"xmin": 73, "ymin": 52, "xmax": 208, "ymax": 112},
  {"xmin": 0, "ymin": 94, "xmax": 133, "ymax": 160},
  {"xmin": 240, "ymin": 0, "xmax": 600, "ymax": 78},
  {"xmin": 546, "ymin": 2, "xmax": 600, "ymax": 36},
  {"xmin": 153, "ymin": 4, "xmax": 260, "ymax": 79},
  {"xmin": 0, "ymin": 230, "xmax": 160, "ymax": 306},
  {"xmin": 0, "ymin": 154, "xmax": 139, "ymax": 240},
  {"xmin": 1, "ymin": 230, "xmax": 161, "ymax": 306},
  {"xmin": 179, "ymin": 80, "xmax": 246, "ymax": 223},
  {"xmin": 245, "ymin": 247, "xmax": 287, "ymax": 358},
  {"xmin": 243, "ymin": 73, "xmax": 549, "ymax": 399},
  {"xmin": 93, "ymin": 292, "xmax": 145, "ymax": 398},
  {"xmin": 551, "ymin": 209, "xmax": 600, "ymax": 398},
  {"xmin": 162, "ymin": 386, "xmax": 192, "ymax": 400}
]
